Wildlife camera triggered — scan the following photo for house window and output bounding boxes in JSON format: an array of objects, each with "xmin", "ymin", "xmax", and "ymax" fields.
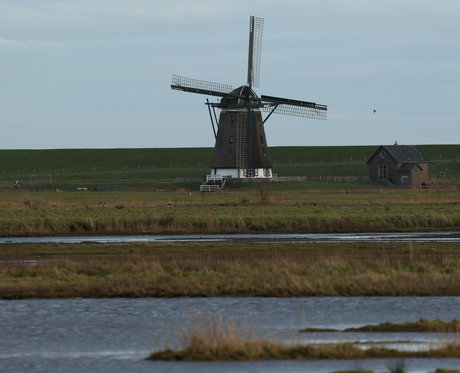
[
  {"xmin": 229, "ymin": 136, "xmax": 234, "ymax": 145},
  {"xmin": 260, "ymin": 136, "xmax": 264, "ymax": 146},
  {"xmin": 229, "ymin": 150, "xmax": 232, "ymax": 157},
  {"xmin": 378, "ymin": 164, "xmax": 388, "ymax": 178},
  {"xmin": 231, "ymin": 116, "xmax": 235, "ymax": 123},
  {"xmin": 400, "ymin": 175, "xmax": 409, "ymax": 184}
]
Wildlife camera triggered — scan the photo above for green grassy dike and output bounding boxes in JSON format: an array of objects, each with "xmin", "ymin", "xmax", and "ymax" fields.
[{"xmin": 0, "ymin": 145, "xmax": 458, "ymax": 174}]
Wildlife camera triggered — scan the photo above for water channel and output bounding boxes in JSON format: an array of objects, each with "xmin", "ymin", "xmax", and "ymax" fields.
[
  {"xmin": 2, "ymin": 297, "xmax": 460, "ymax": 373},
  {"xmin": 1, "ymin": 231, "xmax": 460, "ymax": 244}
]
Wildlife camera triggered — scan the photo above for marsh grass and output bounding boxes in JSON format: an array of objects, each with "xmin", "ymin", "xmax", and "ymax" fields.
[
  {"xmin": 301, "ymin": 318, "xmax": 460, "ymax": 333},
  {"xmin": 1, "ymin": 197, "xmax": 460, "ymax": 236},
  {"xmin": 4, "ymin": 242, "xmax": 460, "ymax": 298},
  {"xmin": 147, "ymin": 312, "xmax": 460, "ymax": 361}
]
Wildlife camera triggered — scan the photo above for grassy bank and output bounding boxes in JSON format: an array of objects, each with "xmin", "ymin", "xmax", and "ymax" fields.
[
  {"xmin": 301, "ymin": 318, "xmax": 460, "ymax": 333},
  {"xmin": 148, "ymin": 341, "xmax": 460, "ymax": 361},
  {"xmin": 0, "ymin": 188, "xmax": 460, "ymax": 236},
  {"xmin": 146, "ymin": 312, "xmax": 460, "ymax": 362},
  {"xmin": 3, "ymin": 241, "xmax": 460, "ymax": 299},
  {"xmin": 148, "ymin": 342, "xmax": 460, "ymax": 361}
]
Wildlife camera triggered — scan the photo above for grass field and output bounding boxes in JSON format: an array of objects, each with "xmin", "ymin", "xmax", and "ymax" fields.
[
  {"xmin": 0, "ymin": 187, "xmax": 459, "ymax": 236},
  {"xmin": 3, "ymin": 241, "xmax": 460, "ymax": 299},
  {"xmin": 0, "ymin": 178, "xmax": 460, "ymax": 299}
]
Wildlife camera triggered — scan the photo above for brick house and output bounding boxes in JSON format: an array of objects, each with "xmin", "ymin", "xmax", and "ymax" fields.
[{"xmin": 367, "ymin": 143, "xmax": 430, "ymax": 187}]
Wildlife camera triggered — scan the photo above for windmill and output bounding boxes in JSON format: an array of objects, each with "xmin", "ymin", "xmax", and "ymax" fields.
[{"xmin": 171, "ymin": 16, "xmax": 327, "ymax": 179}]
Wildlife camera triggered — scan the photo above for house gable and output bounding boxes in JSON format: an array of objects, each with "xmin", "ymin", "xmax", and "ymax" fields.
[{"xmin": 367, "ymin": 145, "xmax": 430, "ymax": 165}]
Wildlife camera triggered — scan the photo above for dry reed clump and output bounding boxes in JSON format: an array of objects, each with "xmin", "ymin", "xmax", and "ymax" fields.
[
  {"xmin": 147, "ymin": 312, "xmax": 460, "ymax": 361},
  {"xmin": 254, "ymin": 182, "xmax": 276, "ymax": 205}
]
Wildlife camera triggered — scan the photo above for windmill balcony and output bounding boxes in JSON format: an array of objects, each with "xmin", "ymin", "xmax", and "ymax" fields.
[{"xmin": 211, "ymin": 168, "xmax": 272, "ymax": 179}]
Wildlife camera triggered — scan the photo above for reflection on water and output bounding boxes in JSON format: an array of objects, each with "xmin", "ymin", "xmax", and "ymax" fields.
[{"xmin": 2, "ymin": 297, "xmax": 460, "ymax": 372}]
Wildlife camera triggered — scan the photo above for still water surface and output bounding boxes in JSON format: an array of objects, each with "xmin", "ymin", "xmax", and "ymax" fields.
[
  {"xmin": 2, "ymin": 297, "xmax": 460, "ymax": 372},
  {"xmin": 1, "ymin": 231, "xmax": 460, "ymax": 244}
]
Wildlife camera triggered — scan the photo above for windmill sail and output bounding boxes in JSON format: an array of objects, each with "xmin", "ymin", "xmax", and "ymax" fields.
[
  {"xmin": 261, "ymin": 95, "xmax": 327, "ymax": 120},
  {"xmin": 247, "ymin": 16, "xmax": 264, "ymax": 88},
  {"xmin": 171, "ymin": 75, "xmax": 233, "ymax": 97}
]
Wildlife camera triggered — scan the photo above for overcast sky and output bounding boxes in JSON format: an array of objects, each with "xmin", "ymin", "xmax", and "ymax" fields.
[{"xmin": 1, "ymin": 0, "xmax": 459, "ymax": 149}]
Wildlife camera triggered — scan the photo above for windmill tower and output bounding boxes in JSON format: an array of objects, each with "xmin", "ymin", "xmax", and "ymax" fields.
[{"xmin": 171, "ymin": 16, "xmax": 327, "ymax": 179}]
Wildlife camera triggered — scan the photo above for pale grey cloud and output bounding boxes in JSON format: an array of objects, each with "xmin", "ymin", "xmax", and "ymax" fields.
[{"xmin": 0, "ymin": 0, "xmax": 459, "ymax": 149}]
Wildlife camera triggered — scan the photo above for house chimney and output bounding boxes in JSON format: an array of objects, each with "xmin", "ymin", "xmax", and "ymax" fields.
[{"xmin": 394, "ymin": 141, "xmax": 398, "ymax": 145}]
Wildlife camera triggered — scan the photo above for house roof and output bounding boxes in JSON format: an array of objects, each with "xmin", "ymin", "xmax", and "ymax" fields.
[
  {"xmin": 398, "ymin": 163, "xmax": 423, "ymax": 172},
  {"xmin": 367, "ymin": 145, "xmax": 430, "ymax": 164}
]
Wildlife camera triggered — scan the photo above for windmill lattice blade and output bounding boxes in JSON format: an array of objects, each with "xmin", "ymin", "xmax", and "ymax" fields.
[
  {"xmin": 249, "ymin": 16, "xmax": 264, "ymax": 88},
  {"xmin": 171, "ymin": 75, "xmax": 233, "ymax": 95},
  {"xmin": 260, "ymin": 104, "xmax": 327, "ymax": 120},
  {"xmin": 260, "ymin": 95, "xmax": 327, "ymax": 120}
]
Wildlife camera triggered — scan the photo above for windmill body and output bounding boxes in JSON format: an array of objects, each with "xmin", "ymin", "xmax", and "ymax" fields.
[
  {"xmin": 210, "ymin": 85, "xmax": 272, "ymax": 178},
  {"xmin": 171, "ymin": 16, "xmax": 327, "ymax": 180}
]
